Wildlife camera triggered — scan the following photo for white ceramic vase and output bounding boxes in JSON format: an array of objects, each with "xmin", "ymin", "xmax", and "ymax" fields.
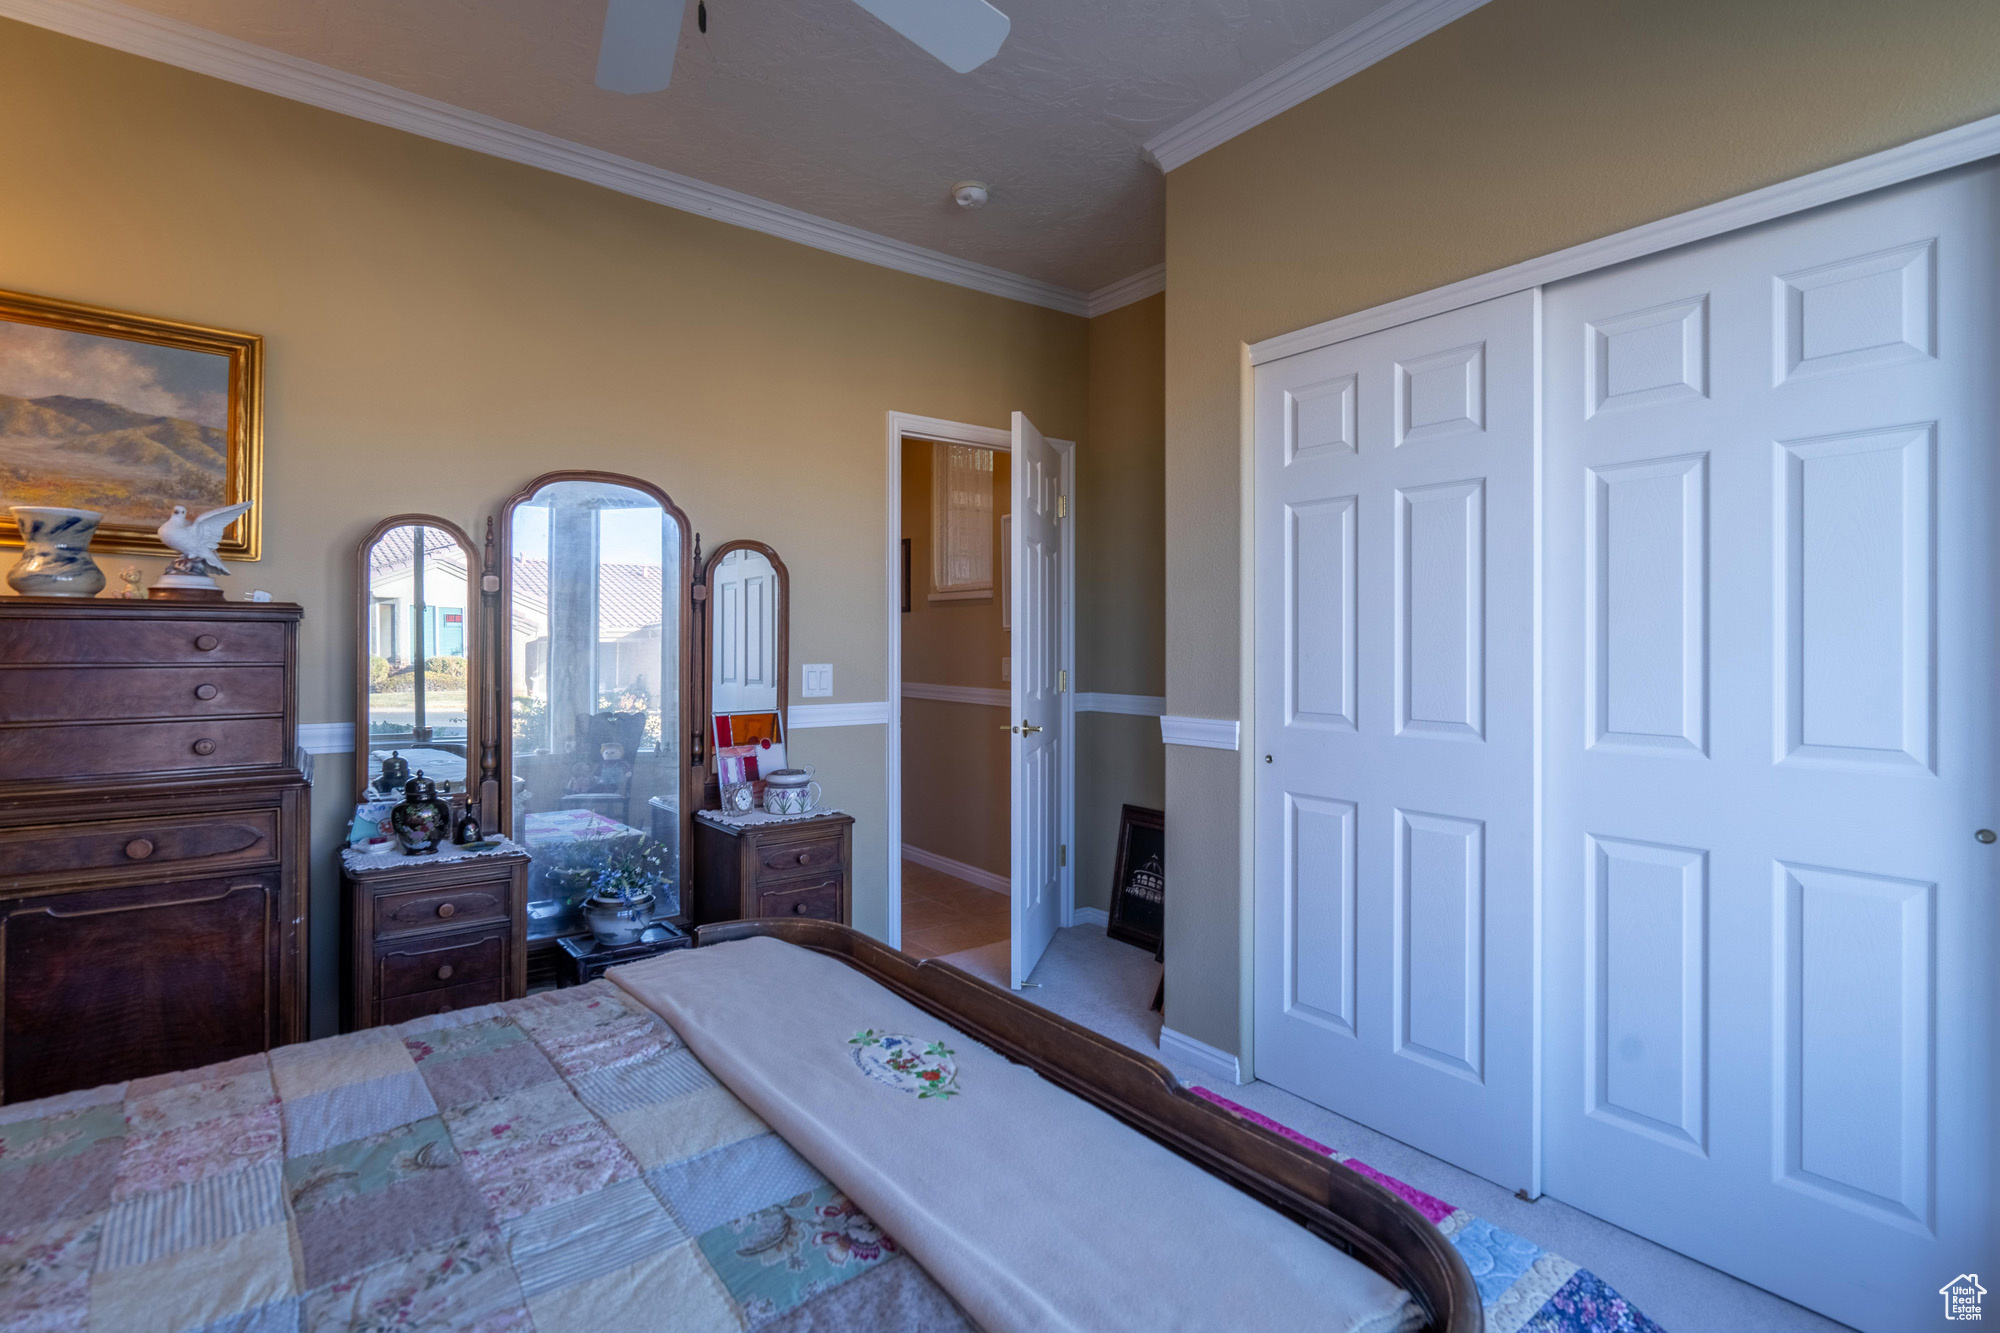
[{"xmin": 6, "ymin": 507, "xmax": 107, "ymax": 596}]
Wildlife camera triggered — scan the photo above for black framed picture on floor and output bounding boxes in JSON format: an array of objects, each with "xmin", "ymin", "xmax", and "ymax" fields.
[{"xmin": 1106, "ymin": 804, "xmax": 1164, "ymax": 954}]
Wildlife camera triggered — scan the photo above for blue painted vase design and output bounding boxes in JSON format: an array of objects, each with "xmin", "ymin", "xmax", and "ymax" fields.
[{"xmin": 6, "ymin": 507, "xmax": 107, "ymax": 596}]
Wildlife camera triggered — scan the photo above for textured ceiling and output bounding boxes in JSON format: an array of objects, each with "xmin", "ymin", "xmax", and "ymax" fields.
[{"xmin": 109, "ymin": 0, "xmax": 1394, "ymax": 291}]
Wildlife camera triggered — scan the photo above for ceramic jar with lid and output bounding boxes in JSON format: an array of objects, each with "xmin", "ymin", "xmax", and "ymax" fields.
[
  {"xmin": 390, "ymin": 772, "xmax": 449, "ymax": 854},
  {"xmin": 761, "ymin": 766, "xmax": 821, "ymax": 816}
]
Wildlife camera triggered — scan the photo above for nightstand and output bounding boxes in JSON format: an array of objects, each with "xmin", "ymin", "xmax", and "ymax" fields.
[
  {"xmin": 342, "ymin": 839, "xmax": 530, "ymax": 1029},
  {"xmin": 690, "ymin": 810, "xmax": 852, "ymax": 926}
]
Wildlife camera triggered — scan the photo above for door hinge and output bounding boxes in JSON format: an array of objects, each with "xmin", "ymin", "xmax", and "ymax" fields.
[
  {"xmin": 1057, "ymin": 494, "xmax": 1067, "ymax": 518},
  {"xmin": 1058, "ymin": 669, "xmax": 1067, "ymax": 693},
  {"xmin": 1060, "ymin": 844, "xmax": 1067, "ymax": 867}
]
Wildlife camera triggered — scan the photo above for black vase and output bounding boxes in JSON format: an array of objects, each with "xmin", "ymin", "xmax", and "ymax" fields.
[
  {"xmin": 375, "ymin": 750, "xmax": 409, "ymax": 796},
  {"xmin": 390, "ymin": 773, "xmax": 449, "ymax": 854},
  {"xmin": 453, "ymin": 807, "xmax": 483, "ymax": 846}
]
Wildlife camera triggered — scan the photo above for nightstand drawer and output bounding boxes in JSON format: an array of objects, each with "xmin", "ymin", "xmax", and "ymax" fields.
[
  {"xmin": 379, "ymin": 977, "xmax": 505, "ymax": 1025},
  {"xmin": 377, "ymin": 930, "xmax": 507, "ymax": 1000},
  {"xmin": 757, "ymin": 878, "xmax": 842, "ymax": 921},
  {"xmin": 374, "ymin": 883, "xmax": 510, "ymax": 936},
  {"xmin": 755, "ymin": 834, "xmax": 843, "ymax": 881},
  {"xmin": 0, "ymin": 809, "xmax": 277, "ymax": 883}
]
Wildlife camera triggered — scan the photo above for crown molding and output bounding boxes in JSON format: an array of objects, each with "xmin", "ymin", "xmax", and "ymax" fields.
[
  {"xmin": 0, "ymin": 0, "xmax": 1094, "ymax": 317},
  {"xmin": 1084, "ymin": 264, "xmax": 1166, "ymax": 317},
  {"xmin": 1144, "ymin": 0, "xmax": 1490, "ymax": 174},
  {"xmin": 1249, "ymin": 108, "xmax": 2000, "ymax": 366}
]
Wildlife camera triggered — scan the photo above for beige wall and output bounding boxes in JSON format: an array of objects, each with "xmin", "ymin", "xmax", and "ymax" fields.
[
  {"xmin": 1075, "ymin": 294, "xmax": 1166, "ymax": 912},
  {"xmin": 1161, "ymin": 0, "xmax": 2000, "ymax": 1058},
  {"xmin": 0, "ymin": 21, "xmax": 1088, "ymax": 1034},
  {"xmin": 900, "ymin": 439, "xmax": 1011, "ymax": 879}
]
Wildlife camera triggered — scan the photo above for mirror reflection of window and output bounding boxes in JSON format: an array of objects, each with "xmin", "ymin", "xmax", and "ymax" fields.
[
  {"xmin": 365, "ymin": 524, "xmax": 472, "ymax": 790},
  {"xmin": 508, "ymin": 479, "xmax": 684, "ymax": 931},
  {"xmin": 711, "ymin": 549, "xmax": 779, "ymax": 714}
]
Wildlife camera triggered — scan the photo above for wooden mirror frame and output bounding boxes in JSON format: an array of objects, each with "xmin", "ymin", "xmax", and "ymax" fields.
[
  {"xmin": 353, "ymin": 513, "xmax": 483, "ymax": 806},
  {"xmin": 495, "ymin": 470, "xmax": 699, "ymax": 897},
  {"xmin": 696, "ymin": 539, "xmax": 790, "ymax": 808}
]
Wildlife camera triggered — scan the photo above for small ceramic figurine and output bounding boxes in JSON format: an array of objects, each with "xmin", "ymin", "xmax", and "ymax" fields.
[
  {"xmin": 390, "ymin": 772, "xmax": 449, "ymax": 854},
  {"xmin": 453, "ymin": 806, "xmax": 482, "ymax": 846},
  {"xmin": 150, "ymin": 502, "xmax": 253, "ymax": 601},
  {"xmin": 116, "ymin": 566, "xmax": 147, "ymax": 599}
]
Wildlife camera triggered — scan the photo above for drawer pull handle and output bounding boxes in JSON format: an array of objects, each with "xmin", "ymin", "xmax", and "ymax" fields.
[
  {"xmin": 436, "ymin": 964, "xmax": 455, "ymax": 981},
  {"xmin": 797, "ymin": 852, "xmax": 811, "ymax": 864},
  {"xmin": 436, "ymin": 902, "xmax": 456, "ymax": 918},
  {"xmin": 125, "ymin": 838, "xmax": 155, "ymax": 860},
  {"xmin": 194, "ymin": 634, "xmax": 219, "ymax": 652},
  {"xmin": 192, "ymin": 738, "xmax": 217, "ymax": 756},
  {"xmin": 194, "ymin": 683, "xmax": 219, "ymax": 701}
]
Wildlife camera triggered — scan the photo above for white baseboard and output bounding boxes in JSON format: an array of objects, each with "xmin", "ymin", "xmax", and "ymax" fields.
[
  {"xmin": 1160, "ymin": 1026, "xmax": 1246, "ymax": 1085},
  {"xmin": 1070, "ymin": 906, "xmax": 1109, "ymax": 927},
  {"xmin": 900, "ymin": 843, "xmax": 1009, "ymax": 896}
]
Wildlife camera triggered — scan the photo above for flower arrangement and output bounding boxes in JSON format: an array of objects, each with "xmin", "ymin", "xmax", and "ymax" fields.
[{"xmin": 589, "ymin": 838, "xmax": 675, "ymax": 908}]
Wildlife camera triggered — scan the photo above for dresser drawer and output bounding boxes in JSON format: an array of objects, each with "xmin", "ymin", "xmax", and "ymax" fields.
[
  {"xmin": 755, "ymin": 834, "xmax": 843, "ymax": 882},
  {"xmin": 0, "ymin": 717, "xmax": 285, "ymax": 782},
  {"xmin": 0, "ymin": 809, "xmax": 277, "ymax": 882},
  {"xmin": 378, "ymin": 977, "xmax": 504, "ymax": 1025},
  {"xmin": 374, "ymin": 882, "xmax": 510, "ymax": 936},
  {"xmin": 0, "ymin": 666, "xmax": 286, "ymax": 724},
  {"xmin": 376, "ymin": 930, "xmax": 506, "ymax": 1000},
  {"xmin": 0, "ymin": 617, "xmax": 286, "ymax": 666},
  {"xmin": 757, "ymin": 878, "xmax": 842, "ymax": 922}
]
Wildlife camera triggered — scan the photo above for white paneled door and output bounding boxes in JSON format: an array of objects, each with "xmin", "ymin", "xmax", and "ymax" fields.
[
  {"xmin": 1542, "ymin": 165, "xmax": 1997, "ymax": 1332},
  {"xmin": 1010, "ymin": 413, "xmax": 1064, "ymax": 988},
  {"xmin": 1254, "ymin": 292, "xmax": 1541, "ymax": 1192}
]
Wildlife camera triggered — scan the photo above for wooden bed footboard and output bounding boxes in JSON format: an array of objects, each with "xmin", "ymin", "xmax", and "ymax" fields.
[{"xmin": 694, "ymin": 919, "xmax": 1482, "ymax": 1333}]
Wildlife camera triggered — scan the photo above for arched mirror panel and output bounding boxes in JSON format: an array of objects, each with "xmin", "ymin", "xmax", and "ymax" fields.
[
  {"xmin": 500, "ymin": 472, "xmax": 694, "ymax": 936},
  {"xmin": 697, "ymin": 540, "xmax": 789, "ymax": 810},
  {"xmin": 355, "ymin": 515, "xmax": 481, "ymax": 803}
]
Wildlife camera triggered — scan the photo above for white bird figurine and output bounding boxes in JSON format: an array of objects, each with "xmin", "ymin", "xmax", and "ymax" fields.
[{"xmin": 157, "ymin": 502, "xmax": 253, "ymax": 576}]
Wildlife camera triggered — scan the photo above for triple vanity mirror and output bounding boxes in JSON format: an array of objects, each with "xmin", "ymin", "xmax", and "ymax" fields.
[
  {"xmin": 350, "ymin": 476, "xmax": 807, "ymax": 965},
  {"xmin": 355, "ymin": 515, "xmax": 482, "ymax": 804}
]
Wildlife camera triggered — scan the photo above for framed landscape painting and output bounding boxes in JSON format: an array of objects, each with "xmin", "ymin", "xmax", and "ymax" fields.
[{"xmin": 0, "ymin": 286, "xmax": 262, "ymax": 558}]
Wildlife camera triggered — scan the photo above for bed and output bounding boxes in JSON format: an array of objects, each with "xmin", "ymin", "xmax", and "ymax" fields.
[{"xmin": 0, "ymin": 920, "xmax": 1479, "ymax": 1332}]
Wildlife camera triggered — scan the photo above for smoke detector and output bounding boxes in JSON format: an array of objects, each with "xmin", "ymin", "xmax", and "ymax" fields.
[{"xmin": 951, "ymin": 180, "xmax": 990, "ymax": 209}]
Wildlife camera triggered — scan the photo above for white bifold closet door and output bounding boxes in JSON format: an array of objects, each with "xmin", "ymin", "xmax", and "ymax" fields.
[
  {"xmin": 1253, "ymin": 291, "xmax": 1541, "ymax": 1193},
  {"xmin": 1542, "ymin": 164, "xmax": 1997, "ymax": 1333}
]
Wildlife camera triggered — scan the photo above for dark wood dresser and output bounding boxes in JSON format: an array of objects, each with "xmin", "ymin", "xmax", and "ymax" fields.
[
  {"xmin": 341, "ymin": 841, "xmax": 529, "ymax": 1028},
  {"xmin": 690, "ymin": 810, "xmax": 853, "ymax": 926},
  {"xmin": 0, "ymin": 598, "xmax": 309, "ymax": 1104}
]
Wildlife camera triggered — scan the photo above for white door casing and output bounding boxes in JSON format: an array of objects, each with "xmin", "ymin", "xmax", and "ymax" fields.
[
  {"xmin": 1542, "ymin": 164, "xmax": 1997, "ymax": 1333},
  {"xmin": 1011, "ymin": 412, "xmax": 1065, "ymax": 987},
  {"xmin": 1253, "ymin": 291, "xmax": 1542, "ymax": 1192}
]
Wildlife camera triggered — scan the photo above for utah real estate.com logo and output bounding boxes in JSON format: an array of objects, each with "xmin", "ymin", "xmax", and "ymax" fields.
[{"xmin": 1941, "ymin": 1274, "xmax": 1987, "ymax": 1321}]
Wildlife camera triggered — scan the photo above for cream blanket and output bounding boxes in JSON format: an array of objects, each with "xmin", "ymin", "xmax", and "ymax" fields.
[{"xmin": 612, "ymin": 937, "xmax": 1421, "ymax": 1333}]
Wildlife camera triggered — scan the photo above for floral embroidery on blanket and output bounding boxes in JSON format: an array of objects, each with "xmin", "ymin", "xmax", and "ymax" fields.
[{"xmin": 847, "ymin": 1031, "xmax": 961, "ymax": 1101}]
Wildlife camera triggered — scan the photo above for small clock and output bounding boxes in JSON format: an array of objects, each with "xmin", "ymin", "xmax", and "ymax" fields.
[{"xmin": 723, "ymin": 781, "xmax": 756, "ymax": 813}]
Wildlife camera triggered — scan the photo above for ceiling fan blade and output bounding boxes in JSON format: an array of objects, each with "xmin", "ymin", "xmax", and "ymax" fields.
[
  {"xmin": 848, "ymin": 0, "xmax": 1009, "ymax": 73},
  {"xmin": 596, "ymin": 0, "xmax": 687, "ymax": 94}
]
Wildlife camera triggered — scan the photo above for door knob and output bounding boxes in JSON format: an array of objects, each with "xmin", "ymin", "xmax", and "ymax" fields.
[
  {"xmin": 1021, "ymin": 723, "xmax": 1042, "ymax": 734},
  {"xmin": 1978, "ymin": 829, "xmax": 1996, "ymax": 844}
]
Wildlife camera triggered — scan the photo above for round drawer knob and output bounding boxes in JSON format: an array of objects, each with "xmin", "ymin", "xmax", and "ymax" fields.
[
  {"xmin": 792, "ymin": 902, "xmax": 808, "ymax": 915},
  {"xmin": 438, "ymin": 1003, "xmax": 454, "ymax": 1014},
  {"xmin": 192, "ymin": 738, "xmax": 216, "ymax": 756},
  {"xmin": 194, "ymin": 683, "xmax": 218, "ymax": 701},
  {"xmin": 436, "ymin": 964, "xmax": 455, "ymax": 981},
  {"xmin": 436, "ymin": 902, "xmax": 456, "ymax": 918},
  {"xmin": 797, "ymin": 852, "xmax": 810, "ymax": 864},
  {"xmin": 124, "ymin": 838, "xmax": 155, "ymax": 860},
  {"xmin": 194, "ymin": 634, "xmax": 219, "ymax": 652}
]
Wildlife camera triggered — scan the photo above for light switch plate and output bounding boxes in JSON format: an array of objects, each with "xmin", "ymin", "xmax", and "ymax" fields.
[
  {"xmin": 1001, "ymin": 657, "xmax": 1011, "ymax": 682},
  {"xmin": 801, "ymin": 664, "xmax": 833, "ymax": 697}
]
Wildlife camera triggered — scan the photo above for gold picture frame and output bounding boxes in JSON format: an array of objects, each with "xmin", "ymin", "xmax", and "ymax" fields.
[{"xmin": 0, "ymin": 286, "xmax": 262, "ymax": 559}]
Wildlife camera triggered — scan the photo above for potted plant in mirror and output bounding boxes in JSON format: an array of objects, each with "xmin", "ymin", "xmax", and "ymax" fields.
[{"xmin": 583, "ymin": 840, "xmax": 675, "ymax": 946}]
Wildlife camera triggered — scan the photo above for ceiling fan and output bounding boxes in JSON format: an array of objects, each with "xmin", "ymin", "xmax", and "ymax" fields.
[{"xmin": 596, "ymin": 0, "xmax": 1011, "ymax": 94}]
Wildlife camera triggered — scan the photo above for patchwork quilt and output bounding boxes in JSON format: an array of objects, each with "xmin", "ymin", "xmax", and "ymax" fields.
[{"xmin": 0, "ymin": 982, "xmax": 975, "ymax": 1333}]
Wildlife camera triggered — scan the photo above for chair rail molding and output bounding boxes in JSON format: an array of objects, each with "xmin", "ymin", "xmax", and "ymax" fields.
[
  {"xmin": 1077, "ymin": 692, "xmax": 1166, "ymax": 717},
  {"xmin": 1160, "ymin": 715, "xmax": 1240, "ymax": 750},
  {"xmin": 1142, "ymin": 0, "xmax": 1492, "ymax": 173},
  {"xmin": 788, "ymin": 702, "xmax": 890, "ymax": 729},
  {"xmin": 902, "ymin": 682, "xmax": 1010, "ymax": 708},
  {"xmin": 298, "ymin": 722, "xmax": 354, "ymax": 755}
]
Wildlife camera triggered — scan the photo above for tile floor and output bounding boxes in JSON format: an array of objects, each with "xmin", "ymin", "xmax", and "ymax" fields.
[{"xmin": 898, "ymin": 859, "xmax": 1009, "ymax": 959}]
